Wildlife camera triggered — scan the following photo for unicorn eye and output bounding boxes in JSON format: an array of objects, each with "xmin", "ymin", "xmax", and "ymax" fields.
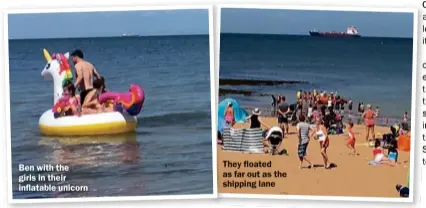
[{"xmin": 46, "ymin": 63, "xmax": 51, "ymax": 69}]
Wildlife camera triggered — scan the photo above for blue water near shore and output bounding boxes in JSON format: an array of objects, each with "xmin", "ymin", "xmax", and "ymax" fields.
[
  {"xmin": 9, "ymin": 35, "xmax": 213, "ymax": 198},
  {"xmin": 219, "ymin": 34, "xmax": 413, "ymax": 119}
]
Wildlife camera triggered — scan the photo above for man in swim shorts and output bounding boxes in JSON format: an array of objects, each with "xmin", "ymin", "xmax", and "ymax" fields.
[
  {"xmin": 72, "ymin": 49, "xmax": 102, "ymax": 107},
  {"xmin": 277, "ymin": 96, "xmax": 290, "ymax": 134},
  {"xmin": 296, "ymin": 115, "xmax": 313, "ymax": 169}
]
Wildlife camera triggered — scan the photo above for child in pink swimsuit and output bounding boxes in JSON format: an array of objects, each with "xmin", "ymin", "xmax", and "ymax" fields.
[
  {"xmin": 224, "ymin": 102, "xmax": 235, "ymax": 126},
  {"xmin": 63, "ymin": 81, "xmax": 80, "ymax": 116}
]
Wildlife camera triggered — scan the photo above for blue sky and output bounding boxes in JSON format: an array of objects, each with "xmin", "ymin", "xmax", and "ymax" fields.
[
  {"xmin": 221, "ymin": 8, "xmax": 414, "ymax": 38},
  {"xmin": 8, "ymin": 9, "xmax": 209, "ymax": 39}
]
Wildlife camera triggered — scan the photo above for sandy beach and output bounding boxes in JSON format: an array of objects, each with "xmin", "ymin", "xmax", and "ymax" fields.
[{"xmin": 217, "ymin": 116, "xmax": 410, "ymax": 198}]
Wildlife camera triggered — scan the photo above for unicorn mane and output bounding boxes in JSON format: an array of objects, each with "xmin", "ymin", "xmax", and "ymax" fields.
[{"xmin": 51, "ymin": 53, "xmax": 73, "ymax": 87}]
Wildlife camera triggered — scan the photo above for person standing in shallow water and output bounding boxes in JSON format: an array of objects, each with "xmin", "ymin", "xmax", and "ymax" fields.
[
  {"xmin": 360, "ymin": 102, "xmax": 365, "ymax": 114},
  {"xmin": 348, "ymin": 98, "xmax": 353, "ymax": 115},
  {"xmin": 375, "ymin": 106, "xmax": 380, "ymax": 124}
]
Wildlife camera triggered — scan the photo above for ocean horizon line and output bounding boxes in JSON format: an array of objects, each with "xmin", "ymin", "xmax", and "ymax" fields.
[
  {"xmin": 220, "ymin": 32, "xmax": 413, "ymax": 39},
  {"xmin": 8, "ymin": 33, "xmax": 209, "ymax": 41}
]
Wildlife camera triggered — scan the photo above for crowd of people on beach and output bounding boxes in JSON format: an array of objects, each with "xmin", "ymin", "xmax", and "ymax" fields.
[
  {"xmin": 221, "ymin": 89, "xmax": 411, "ymax": 170},
  {"xmin": 56, "ymin": 49, "xmax": 115, "ymax": 117}
]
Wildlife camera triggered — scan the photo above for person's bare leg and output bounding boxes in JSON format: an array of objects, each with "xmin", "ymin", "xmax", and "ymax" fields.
[
  {"xmin": 321, "ymin": 147, "xmax": 329, "ymax": 168},
  {"xmin": 346, "ymin": 144, "xmax": 353, "ymax": 155},
  {"xmin": 284, "ymin": 123, "xmax": 289, "ymax": 134},
  {"xmin": 82, "ymin": 108, "xmax": 97, "ymax": 115},
  {"xmin": 365, "ymin": 126, "xmax": 369, "ymax": 142},
  {"xmin": 322, "ymin": 153, "xmax": 328, "ymax": 168},
  {"xmin": 280, "ymin": 123, "xmax": 285, "ymax": 134},
  {"xmin": 303, "ymin": 156, "xmax": 312, "ymax": 168},
  {"xmin": 69, "ymin": 105, "xmax": 81, "ymax": 116},
  {"xmin": 95, "ymin": 105, "xmax": 104, "ymax": 113},
  {"xmin": 104, "ymin": 106, "xmax": 114, "ymax": 112},
  {"xmin": 371, "ymin": 126, "xmax": 375, "ymax": 141},
  {"xmin": 81, "ymin": 108, "xmax": 89, "ymax": 115}
]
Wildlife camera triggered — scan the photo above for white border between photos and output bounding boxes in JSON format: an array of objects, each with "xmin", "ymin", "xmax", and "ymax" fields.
[
  {"xmin": 216, "ymin": 4, "xmax": 418, "ymax": 203},
  {"xmin": 3, "ymin": 5, "xmax": 218, "ymax": 204}
]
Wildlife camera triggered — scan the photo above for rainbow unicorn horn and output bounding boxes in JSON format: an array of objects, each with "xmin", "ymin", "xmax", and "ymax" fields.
[{"xmin": 43, "ymin": 48, "xmax": 52, "ymax": 63}]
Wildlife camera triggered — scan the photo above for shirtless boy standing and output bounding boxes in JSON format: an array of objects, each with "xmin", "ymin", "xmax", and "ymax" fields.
[{"xmin": 71, "ymin": 49, "xmax": 102, "ymax": 105}]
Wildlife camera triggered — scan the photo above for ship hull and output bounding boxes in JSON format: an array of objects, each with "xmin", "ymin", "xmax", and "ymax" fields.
[{"xmin": 309, "ymin": 31, "xmax": 361, "ymax": 38}]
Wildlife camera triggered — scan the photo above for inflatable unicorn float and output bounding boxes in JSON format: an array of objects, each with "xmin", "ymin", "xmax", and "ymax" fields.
[{"xmin": 39, "ymin": 48, "xmax": 145, "ymax": 136}]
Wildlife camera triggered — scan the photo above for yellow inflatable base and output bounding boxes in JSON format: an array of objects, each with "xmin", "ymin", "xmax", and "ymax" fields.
[{"xmin": 39, "ymin": 121, "xmax": 137, "ymax": 136}]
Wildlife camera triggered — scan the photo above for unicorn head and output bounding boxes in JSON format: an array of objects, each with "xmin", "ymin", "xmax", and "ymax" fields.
[{"xmin": 41, "ymin": 48, "xmax": 73, "ymax": 104}]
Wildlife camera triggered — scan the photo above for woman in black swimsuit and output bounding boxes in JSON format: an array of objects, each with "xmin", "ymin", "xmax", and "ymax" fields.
[{"xmin": 246, "ymin": 108, "xmax": 269, "ymax": 129}]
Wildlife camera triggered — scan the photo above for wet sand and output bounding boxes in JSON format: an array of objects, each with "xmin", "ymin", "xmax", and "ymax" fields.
[{"xmin": 217, "ymin": 117, "xmax": 410, "ymax": 198}]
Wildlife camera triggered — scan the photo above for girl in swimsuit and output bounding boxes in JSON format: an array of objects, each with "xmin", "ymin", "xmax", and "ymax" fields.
[
  {"xmin": 224, "ymin": 102, "xmax": 235, "ymax": 127},
  {"xmin": 98, "ymin": 78, "xmax": 115, "ymax": 112},
  {"xmin": 369, "ymin": 139, "xmax": 396, "ymax": 166},
  {"xmin": 362, "ymin": 104, "xmax": 376, "ymax": 142},
  {"xmin": 62, "ymin": 81, "xmax": 80, "ymax": 116},
  {"xmin": 311, "ymin": 119, "xmax": 331, "ymax": 169},
  {"xmin": 81, "ymin": 77, "xmax": 106, "ymax": 114},
  {"xmin": 372, "ymin": 139, "xmax": 385, "ymax": 164},
  {"xmin": 346, "ymin": 122, "xmax": 356, "ymax": 155}
]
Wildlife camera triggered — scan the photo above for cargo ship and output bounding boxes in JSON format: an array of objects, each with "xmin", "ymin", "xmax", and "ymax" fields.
[
  {"xmin": 121, "ymin": 32, "xmax": 139, "ymax": 37},
  {"xmin": 309, "ymin": 26, "xmax": 361, "ymax": 38}
]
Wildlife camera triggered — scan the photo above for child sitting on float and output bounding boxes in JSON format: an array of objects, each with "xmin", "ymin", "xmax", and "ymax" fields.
[
  {"xmin": 52, "ymin": 80, "xmax": 81, "ymax": 118},
  {"xmin": 98, "ymin": 78, "xmax": 115, "ymax": 112},
  {"xmin": 81, "ymin": 78, "xmax": 106, "ymax": 114}
]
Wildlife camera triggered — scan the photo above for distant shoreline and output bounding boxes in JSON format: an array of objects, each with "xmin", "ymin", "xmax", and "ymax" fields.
[
  {"xmin": 220, "ymin": 32, "xmax": 413, "ymax": 40},
  {"xmin": 8, "ymin": 34, "xmax": 209, "ymax": 41}
]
